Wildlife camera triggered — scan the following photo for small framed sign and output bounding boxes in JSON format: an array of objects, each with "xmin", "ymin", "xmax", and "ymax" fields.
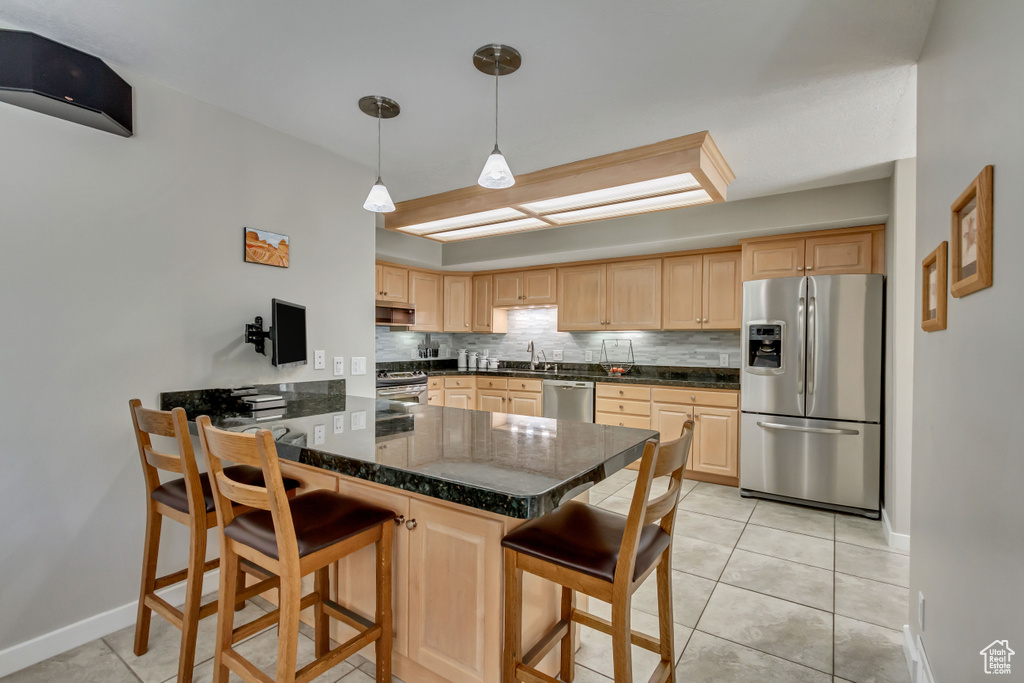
[
  {"xmin": 244, "ymin": 228, "xmax": 290, "ymax": 268},
  {"xmin": 922, "ymin": 241, "xmax": 947, "ymax": 332},
  {"xmin": 950, "ymin": 165, "xmax": 993, "ymax": 297}
]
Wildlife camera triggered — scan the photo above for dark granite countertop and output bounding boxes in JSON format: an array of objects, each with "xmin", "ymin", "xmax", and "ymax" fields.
[
  {"xmin": 161, "ymin": 381, "xmax": 656, "ymax": 519},
  {"xmin": 380, "ymin": 361, "xmax": 739, "ymax": 390}
]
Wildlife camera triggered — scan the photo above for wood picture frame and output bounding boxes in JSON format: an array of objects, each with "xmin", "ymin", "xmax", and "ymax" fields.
[
  {"xmin": 950, "ymin": 165, "xmax": 993, "ymax": 297},
  {"xmin": 922, "ymin": 241, "xmax": 947, "ymax": 332}
]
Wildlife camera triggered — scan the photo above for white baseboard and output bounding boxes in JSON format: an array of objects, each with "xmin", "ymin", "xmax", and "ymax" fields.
[
  {"xmin": 903, "ymin": 625, "xmax": 936, "ymax": 683},
  {"xmin": 0, "ymin": 569, "xmax": 221, "ymax": 679},
  {"xmin": 882, "ymin": 507, "xmax": 911, "ymax": 552}
]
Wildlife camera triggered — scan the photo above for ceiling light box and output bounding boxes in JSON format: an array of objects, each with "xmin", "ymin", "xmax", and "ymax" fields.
[
  {"xmin": 0, "ymin": 29, "xmax": 133, "ymax": 137},
  {"xmin": 386, "ymin": 131, "xmax": 733, "ymax": 242}
]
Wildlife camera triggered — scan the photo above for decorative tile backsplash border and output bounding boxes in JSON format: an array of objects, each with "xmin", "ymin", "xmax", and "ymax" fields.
[{"xmin": 376, "ymin": 307, "xmax": 741, "ymax": 367}]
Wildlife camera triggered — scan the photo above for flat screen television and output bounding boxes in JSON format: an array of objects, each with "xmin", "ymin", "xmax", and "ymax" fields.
[{"xmin": 271, "ymin": 299, "xmax": 307, "ymax": 367}]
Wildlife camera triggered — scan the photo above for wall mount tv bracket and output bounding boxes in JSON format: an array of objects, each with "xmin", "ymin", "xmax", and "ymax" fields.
[{"xmin": 245, "ymin": 316, "xmax": 271, "ymax": 356}]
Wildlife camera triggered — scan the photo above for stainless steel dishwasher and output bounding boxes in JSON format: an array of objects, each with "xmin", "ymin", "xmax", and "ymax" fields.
[{"xmin": 542, "ymin": 380, "xmax": 595, "ymax": 423}]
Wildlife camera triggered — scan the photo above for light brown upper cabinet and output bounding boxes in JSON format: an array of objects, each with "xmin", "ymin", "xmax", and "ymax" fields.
[
  {"xmin": 557, "ymin": 260, "xmax": 661, "ymax": 331},
  {"xmin": 442, "ymin": 275, "xmax": 472, "ymax": 332},
  {"xmin": 741, "ymin": 226, "xmax": 884, "ymax": 281},
  {"xmin": 663, "ymin": 251, "xmax": 742, "ymax": 330},
  {"xmin": 378, "ymin": 265, "xmax": 409, "ymax": 302},
  {"xmin": 492, "ymin": 268, "xmax": 557, "ymax": 307},
  {"xmin": 472, "ymin": 275, "xmax": 508, "ymax": 333},
  {"xmin": 408, "ymin": 270, "xmax": 441, "ymax": 332}
]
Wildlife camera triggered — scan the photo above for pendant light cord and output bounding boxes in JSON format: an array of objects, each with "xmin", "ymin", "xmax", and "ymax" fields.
[
  {"xmin": 494, "ymin": 62, "xmax": 500, "ymax": 149},
  {"xmin": 376, "ymin": 100, "xmax": 383, "ymax": 180}
]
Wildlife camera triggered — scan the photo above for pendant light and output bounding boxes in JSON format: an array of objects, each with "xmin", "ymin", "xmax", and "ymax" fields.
[
  {"xmin": 474, "ymin": 44, "xmax": 521, "ymax": 189},
  {"xmin": 359, "ymin": 95, "xmax": 400, "ymax": 213}
]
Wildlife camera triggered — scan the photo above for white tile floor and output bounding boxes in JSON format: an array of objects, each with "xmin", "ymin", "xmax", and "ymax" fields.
[{"xmin": 2, "ymin": 475, "xmax": 910, "ymax": 683}]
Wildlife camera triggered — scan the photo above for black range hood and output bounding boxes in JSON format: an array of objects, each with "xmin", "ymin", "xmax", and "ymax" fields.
[{"xmin": 0, "ymin": 29, "xmax": 133, "ymax": 137}]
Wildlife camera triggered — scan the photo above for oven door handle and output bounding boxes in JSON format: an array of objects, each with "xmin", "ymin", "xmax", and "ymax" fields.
[{"xmin": 377, "ymin": 385, "xmax": 427, "ymax": 396}]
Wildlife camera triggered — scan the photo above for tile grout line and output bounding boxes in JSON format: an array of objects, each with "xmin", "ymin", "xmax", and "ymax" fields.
[{"xmin": 98, "ymin": 638, "xmax": 146, "ymax": 683}]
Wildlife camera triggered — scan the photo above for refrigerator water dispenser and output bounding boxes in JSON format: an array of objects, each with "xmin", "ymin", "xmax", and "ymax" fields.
[{"xmin": 746, "ymin": 323, "xmax": 783, "ymax": 372}]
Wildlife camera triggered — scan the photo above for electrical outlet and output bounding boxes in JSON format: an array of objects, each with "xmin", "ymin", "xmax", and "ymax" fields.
[
  {"xmin": 351, "ymin": 411, "xmax": 366, "ymax": 430},
  {"xmin": 585, "ymin": 350, "xmax": 593, "ymax": 362},
  {"xmin": 333, "ymin": 357, "xmax": 345, "ymax": 376},
  {"xmin": 314, "ymin": 350, "xmax": 325, "ymax": 370},
  {"xmin": 333, "ymin": 414, "xmax": 345, "ymax": 434},
  {"xmin": 918, "ymin": 591, "xmax": 925, "ymax": 630},
  {"xmin": 351, "ymin": 357, "xmax": 367, "ymax": 375},
  {"xmin": 553, "ymin": 350, "xmax": 563, "ymax": 361},
  {"xmin": 313, "ymin": 424, "xmax": 325, "ymax": 445},
  {"xmin": 719, "ymin": 353, "xmax": 729, "ymax": 366}
]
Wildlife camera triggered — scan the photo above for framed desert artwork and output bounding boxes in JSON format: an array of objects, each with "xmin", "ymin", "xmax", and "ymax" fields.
[
  {"xmin": 922, "ymin": 241, "xmax": 947, "ymax": 332},
  {"xmin": 244, "ymin": 228, "xmax": 290, "ymax": 268},
  {"xmin": 950, "ymin": 165, "xmax": 993, "ymax": 297}
]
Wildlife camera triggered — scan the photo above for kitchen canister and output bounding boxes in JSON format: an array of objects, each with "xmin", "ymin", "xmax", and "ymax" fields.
[
  {"xmin": 488, "ymin": 358, "xmax": 499, "ymax": 369},
  {"xmin": 457, "ymin": 349, "xmax": 468, "ymax": 369}
]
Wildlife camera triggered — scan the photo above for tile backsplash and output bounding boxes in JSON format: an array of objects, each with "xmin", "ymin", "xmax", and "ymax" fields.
[{"xmin": 376, "ymin": 307, "xmax": 741, "ymax": 367}]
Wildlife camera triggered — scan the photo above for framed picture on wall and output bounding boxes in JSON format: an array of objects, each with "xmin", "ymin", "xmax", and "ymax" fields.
[
  {"xmin": 950, "ymin": 165, "xmax": 993, "ymax": 297},
  {"xmin": 244, "ymin": 228, "xmax": 290, "ymax": 268},
  {"xmin": 922, "ymin": 241, "xmax": 947, "ymax": 332}
]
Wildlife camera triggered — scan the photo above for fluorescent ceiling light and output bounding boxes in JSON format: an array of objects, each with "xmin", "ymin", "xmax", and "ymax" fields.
[
  {"xmin": 521, "ymin": 173, "xmax": 700, "ymax": 214},
  {"xmin": 546, "ymin": 189, "xmax": 712, "ymax": 225},
  {"xmin": 398, "ymin": 207, "xmax": 526, "ymax": 235},
  {"xmin": 429, "ymin": 217, "xmax": 550, "ymax": 241}
]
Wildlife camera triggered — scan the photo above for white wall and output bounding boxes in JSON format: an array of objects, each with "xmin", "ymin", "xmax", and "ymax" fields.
[
  {"xmin": 375, "ymin": 225, "xmax": 442, "ymax": 270},
  {"xmin": 0, "ymin": 66, "xmax": 375, "ymax": 659},
  {"xmin": 910, "ymin": 0, "xmax": 1024, "ymax": 678}
]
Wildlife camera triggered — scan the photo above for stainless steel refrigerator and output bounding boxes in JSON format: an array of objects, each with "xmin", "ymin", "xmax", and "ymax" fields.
[{"xmin": 740, "ymin": 274, "xmax": 883, "ymax": 517}]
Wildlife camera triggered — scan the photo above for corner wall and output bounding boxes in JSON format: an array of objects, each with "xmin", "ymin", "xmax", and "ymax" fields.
[{"xmin": 910, "ymin": 0, "xmax": 1024, "ymax": 678}]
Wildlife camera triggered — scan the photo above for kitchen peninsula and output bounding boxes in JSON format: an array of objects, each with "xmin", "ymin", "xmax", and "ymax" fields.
[{"xmin": 162, "ymin": 380, "xmax": 655, "ymax": 683}]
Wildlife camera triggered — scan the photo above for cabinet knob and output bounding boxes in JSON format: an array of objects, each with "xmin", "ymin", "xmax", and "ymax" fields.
[
  {"xmin": 691, "ymin": 395, "xmax": 696, "ymax": 400},
  {"xmin": 619, "ymin": 404, "xmax": 624, "ymax": 410},
  {"xmin": 797, "ymin": 267, "xmax": 804, "ymax": 271},
  {"xmin": 405, "ymin": 519, "xmax": 418, "ymax": 530},
  {"xmin": 465, "ymin": 323, "xmax": 469, "ymax": 327},
  {"xmin": 619, "ymin": 390, "xmax": 624, "ymax": 395},
  {"xmin": 394, "ymin": 515, "xmax": 406, "ymax": 525},
  {"xmin": 619, "ymin": 422, "xmax": 624, "ymax": 426},
  {"xmin": 703, "ymin": 318, "xmax": 708, "ymax": 323},
  {"xmin": 696, "ymin": 318, "xmax": 701, "ymax": 322},
  {"xmin": 806, "ymin": 266, "xmax": 813, "ymax": 271}
]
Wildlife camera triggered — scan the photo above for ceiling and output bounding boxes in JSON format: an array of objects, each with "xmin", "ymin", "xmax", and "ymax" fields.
[{"xmin": 0, "ymin": 1, "xmax": 935, "ymax": 203}]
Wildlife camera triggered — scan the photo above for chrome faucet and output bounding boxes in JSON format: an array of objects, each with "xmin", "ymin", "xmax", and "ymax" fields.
[
  {"xmin": 539, "ymin": 350, "xmax": 550, "ymax": 372},
  {"xmin": 528, "ymin": 341, "xmax": 537, "ymax": 370}
]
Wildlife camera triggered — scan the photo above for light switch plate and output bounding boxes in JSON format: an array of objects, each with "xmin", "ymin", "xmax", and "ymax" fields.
[
  {"xmin": 313, "ymin": 424, "xmax": 325, "ymax": 445},
  {"xmin": 719, "ymin": 353, "xmax": 729, "ymax": 366},
  {"xmin": 553, "ymin": 350, "xmax": 563, "ymax": 361},
  {"xmin": 351, "ymin": 357, "xmax": 367, "ymax": 375},
  {"xmin": 333, "ymin": 414, "xmax": 344, "ymax": 434},
  {"xmin": 351, "ymin": 411, "xmax": 367, "ymax": 430},
  {"xmin": 314, "ymin": 350, "xmax": 325, "ymax": 370},
  {"xmin": 918, "ymin": 591, "xmax": 925, "ymax": 630},
  {"xmin": 333, "ymin": 357, "xmax": 345, "ymax": 376},
  {"xmin": 585, "ymin": 350, "xmax": 593, "ymax": 362}
]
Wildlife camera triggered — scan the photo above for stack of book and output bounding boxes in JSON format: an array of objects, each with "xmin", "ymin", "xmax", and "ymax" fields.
[{"xmin": 242, "ymin": 394, "xmax": 286, "ymax": 419}]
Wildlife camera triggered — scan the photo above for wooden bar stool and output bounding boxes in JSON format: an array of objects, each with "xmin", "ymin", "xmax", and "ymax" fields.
[
  {"xmin": 129, "ymin": 400, "xmax": 300, "ymax": 683},
  {"xmin": 196, "ymin": 415, "xmax": 396, "ymax": 683},
  {"xmin": 502, "ymin": 424, "xmax": 694, "ymax": 683}
]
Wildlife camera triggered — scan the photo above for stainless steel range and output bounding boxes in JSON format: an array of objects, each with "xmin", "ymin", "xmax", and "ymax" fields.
[{"xmin": 375, "ymin": 370, "xmax": 428, "ymax": 405}]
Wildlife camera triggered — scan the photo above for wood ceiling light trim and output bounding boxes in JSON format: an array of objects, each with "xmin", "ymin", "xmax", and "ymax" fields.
[{"xmin": 386, "ymin": 131, "xmax": 734, "ymax": 241}]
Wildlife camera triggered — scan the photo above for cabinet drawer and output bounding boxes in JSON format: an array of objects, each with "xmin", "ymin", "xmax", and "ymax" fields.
[
  {"xmin": 444, "ymin": 376, "xmax": 475, "ymax": 388},
  {"xmin": 596, "ymin": 412, "xmax": 652, "ymax": 429},
  {"xmin": 476, "ymin": 377, "xmax": 508, "ymax": 390},
  {"xmin": 596, "ymin": 383, "xmax": 652, "ymax": 401},
  {"xmin": 595, "ymin": 398, "xmax": 651, "ymax": 417},
  {"xmin": 650, "ymin": 387, "xmax": 739, "ymax": 408},
  {"xmin": 508, "ymin": 378, "xmax": 543, "ymax": 393},
  {"xmin": 427, "ymin": 377, "xmax": 443, "ymax": 390}
]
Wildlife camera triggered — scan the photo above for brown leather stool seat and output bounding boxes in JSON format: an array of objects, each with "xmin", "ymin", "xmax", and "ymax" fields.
[
  {"xmin": 151, "ymin": 465, "xmax": 301, "ymax": 515},
  {"xmin": 224, "ymin": 490, "xmax": 396, "ymax": 560},
  {"xmin": 502, "ymin": 500, "xmax": 671, "ymax": 583}
]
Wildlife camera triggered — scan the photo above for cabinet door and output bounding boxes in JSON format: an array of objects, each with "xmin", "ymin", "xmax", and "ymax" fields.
[
  {"xmin": 477, "ymin": 389, "xmax": 506, "ymax": 413},
  {"xmin": 375, "ymin": 264, "xmax": 383, "ymax": 298},
  {"xmin": 380, "ymin": 265, "xmax": 409, "ymax": 302},
  {"xmin": 407, "ymin": 500, "xmax": 503, "ymax": 683},
  {"xmin": 333, "ymin": 480, "xmax": 410, "ymax": 658},
  {"xmin": 523, "ymin": 268, "xmax": 557, "ymax": 305},
  {"xmin": 607, "ymin": 259, "xmax": 662, "ymax": 330},
  {"xmin": 742, "ymin": 239, "xmax": 805, "ymax": 281},
  {"xmin": 409, "ymin": 270, "xmax": 441, "ymax": 332},
  {"xmin": 805, "ymin": 232, "xmax": 873, "ymax": 275},
  {"xmin": 702, "ymin": 251, "xmax": 743, "ymax": 329},
  {"xmin": 492, "ymin": 272, "xmax": 523, "ymax": 306},
  {"xmin": 375, "ymin": 438, "xmax": 409, "ymax": 467},
  {"xmin": 443, "ymin": 275, "xmax": 473, "ymax": 332},
  {"xmin": 691, "ymin": 407, "xmax": 738, "ymax": 478},
  {"xmin": 427, "ymin": 390, "xmax": 443, "ymax": 407},
  {"xmin": 472, "ymin": 275, "xmax": 494, "ymax": 332},
  {"xmin": 444, "ymin": 389, "xmax": 475, "ymax": 410},
  {"xmin": 663, "ymin": 255, "xmax": 703, "ymax": 330},
  {"xmin": 507, "ymin": 391, "xmax": 542, "ymax": 417},
  {"xmin": 651, "ymin": 403, "xmax": 694, "ymax": 442},
  {"xmin": 557, "ymin": 264, "xmax": 607, "ymax": 331}
]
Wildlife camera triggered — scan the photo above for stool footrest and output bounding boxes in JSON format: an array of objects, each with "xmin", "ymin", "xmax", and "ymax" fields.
[
  {"xmin": 153, "ymin": 557, "xmax": 220, "ymax": 590},
  {"xmin": 223, "ymin": 646, "xmax": 274, "ymax": 683},
  {"xmin": 647, "ymin": 659, "xmax": 672, "ymax": 683},
  {"xmin": 571, "ymin": 608, "xmax": 661, "ymax": 654},
  {"xmin": 516, "ymin": 664, "xmax": 561, "ymax": 683},
  {"xmin": 234, "ymin": 575, "xmax": 279, "ymax": 605},
  {"xmin": 522, "ymin": 618, "xmax": 570, "ymax": 669},
  {"xmin": 231, "ymin": 593, "xmax": 319, "ymax": 644},
  {"xmin": 295, "ymin": 625, "xmax": 382, "ymax": 683},
  {"xmin": 321, "ymin": 598, "xmax": 374, "ymax": 631},
  {"xmin": 144, "ymin": 594, "xmax": 183, "ymax": 630}
]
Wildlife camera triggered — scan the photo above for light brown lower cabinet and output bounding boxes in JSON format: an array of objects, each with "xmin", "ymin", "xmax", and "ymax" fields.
[
  {"xmin": 506, "ymin": 391, "xmax": 542, "ymax": 417},
  {"xmin": 690, "ymin": 406, "xmax": 739, "ymax": 479}
]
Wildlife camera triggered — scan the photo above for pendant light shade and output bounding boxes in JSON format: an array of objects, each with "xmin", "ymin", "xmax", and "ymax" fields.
[
  {"xmin": 358, "ymin": 95, "xmax": 400, "ymax": 213},
  {"xmin": 474, "ymin": 44, "xmax": 520, "ymax": 190}
]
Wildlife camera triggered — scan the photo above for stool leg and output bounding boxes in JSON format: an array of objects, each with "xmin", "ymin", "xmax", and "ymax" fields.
[
  {"xmin": 611, "ymin": 595, "xmax": 633, "ymax": 683},
  {"xmin": 176, "ymin": 522, "xmax": 207, "ymax": 683},
  {"xmin": 314, "ymin": 566, "xmax": 330, "ymax": 659},
  {"xmin": 234, "ymin": 564, "xmax": 247, "ymax": 612},
  {"xmin": 375, "ymin": 521, "xmax": 393, "ymax": 683},
  {"xmin": 559, "ymin": 587, "xmax": 576, "ymax": 682},
  {"xmin": 276, "ymin": 571, "xmax": 302, "ymax": 683},
  {"xmin": 656, "ymin": 557, "xmax": 675, "ymax": 682},
  {"xmin": 133, "ymin": 505, "xmax": 162, "ymax": 656},
  {"xmin": 502, "ymin": 548, "xmax": 523, "ymax": 683},
  {"xmin": 212, "ymin": 546, "xmax": 239, "ymax": 683}
]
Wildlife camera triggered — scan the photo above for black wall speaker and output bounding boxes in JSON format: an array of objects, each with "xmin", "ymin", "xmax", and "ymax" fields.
[{"xmin": 0, "ymin": 29, "xmax": 133, "ymax": 137}]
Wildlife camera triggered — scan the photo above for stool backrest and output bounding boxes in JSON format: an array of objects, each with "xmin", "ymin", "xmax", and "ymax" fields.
[
  {"xmin": 196, "ymin": 416, "xmax": 299, "ymax": 562},
  {"xmin": 615, "ymin": 421, "xmax": 694, "ymax": 587},
  {"xmin": 129, "ymin": 399, "xmax": 205, "ymax": 518}
]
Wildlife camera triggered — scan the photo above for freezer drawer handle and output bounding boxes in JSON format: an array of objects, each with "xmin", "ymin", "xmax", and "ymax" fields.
[{"xmin": 756, "ymin": 421, "xmax": 860, "ymax": 436}]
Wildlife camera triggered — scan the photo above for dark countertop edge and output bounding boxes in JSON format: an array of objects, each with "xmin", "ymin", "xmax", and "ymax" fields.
[{"xmin": 426, "ymin": 368, "xmax": 739, "ymax": 391}]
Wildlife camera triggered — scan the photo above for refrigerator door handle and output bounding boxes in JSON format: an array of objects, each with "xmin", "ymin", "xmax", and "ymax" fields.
[
  {"xmin": 796, "ymin": 295, "xmax": 805, "ymax": 394},
  {"xmin": 807, "ymin": 295, "xmax": 817, "ymax": 395},
  {"xmin": 756, "ymin": 421, "xmax": 860, "ymax": 436}
]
